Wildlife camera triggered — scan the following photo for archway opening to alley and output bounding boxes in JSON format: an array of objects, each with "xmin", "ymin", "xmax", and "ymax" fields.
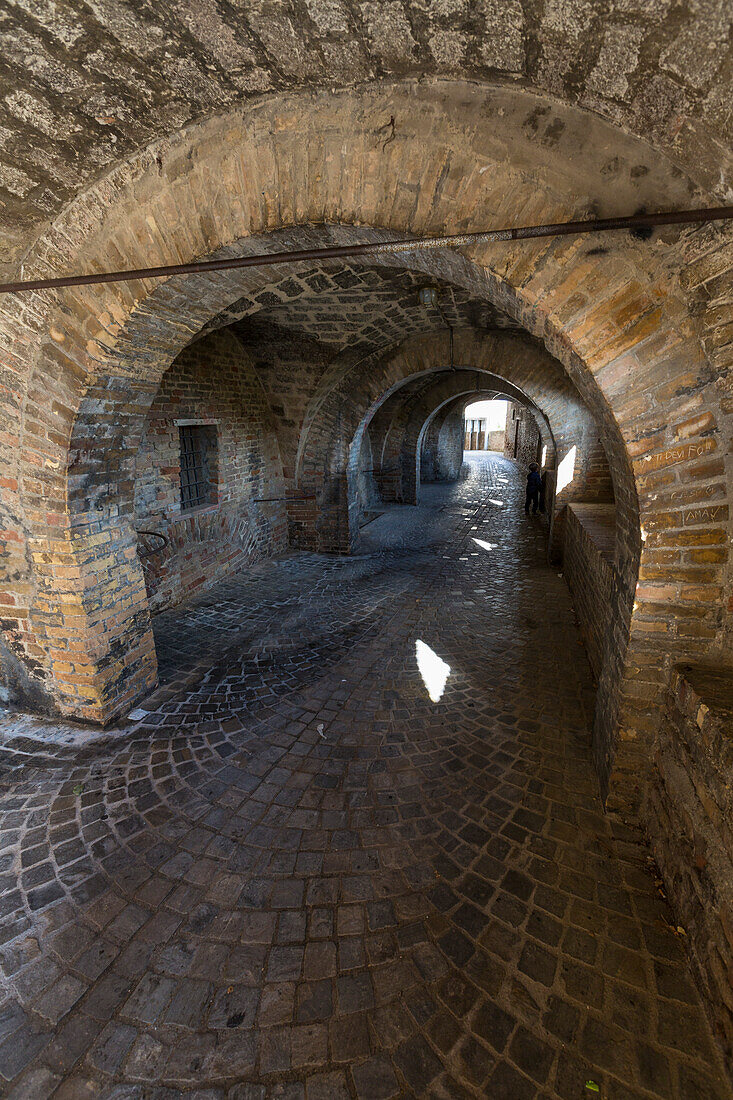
[
  {"xmin": 0, "ymin": 65, "xmax": 731, "ymax": 1097},
  {"xmin": 463, "ymin": 399, "xmax": 510, "ymax": 455}
]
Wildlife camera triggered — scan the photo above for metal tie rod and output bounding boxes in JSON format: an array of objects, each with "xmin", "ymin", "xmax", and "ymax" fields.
[{"xmin": 1, "ymin": 206, "xmax": 732, "ymax": 294}]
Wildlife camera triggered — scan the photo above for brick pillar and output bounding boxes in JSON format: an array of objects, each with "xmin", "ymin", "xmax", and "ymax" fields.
[
  {"xmin": 31, "ymin": 518, "xmax": 157, "ymax": 724},
  {"xmin": 420, "ymin": 420, "xmax": 440, "ymax": 482},
  {"xmin": 373, "ymin": 463, "xmax": 401, "ymax": 503},
  {"xmin": 398, "ymin": 441, "xmax": 420, "ymax": 505},
  {"xmin": 436, "ymin": 413, "xmax": 465, "ymax": 480},
  {"xmin": 289, "ymin": 472, "xmax": 352, "ymax": 553}
]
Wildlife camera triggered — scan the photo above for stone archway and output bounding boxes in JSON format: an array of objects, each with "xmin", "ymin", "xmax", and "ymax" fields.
[
  {"xmin": 349, "ymin": 369, "xmax": 547, "ymax": 509},
  {"xmin": 301, "ymin": 331, "xmax": 616, "ymax": 559},
  {"xmin": 0, "ymin": 81, "xmax": 726, "ymax": 816},
  {"xmin": 352, "ymin": 371, "xmax": 553, "ymax": 508}
]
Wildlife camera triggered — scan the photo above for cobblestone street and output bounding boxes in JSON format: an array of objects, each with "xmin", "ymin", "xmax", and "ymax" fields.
[{"xmin": 0, "ymin": 455, "xmax": 728, "ymax": 1098}]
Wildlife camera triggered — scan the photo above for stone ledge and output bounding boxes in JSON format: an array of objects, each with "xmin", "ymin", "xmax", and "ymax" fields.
[
  {"xmin": 563, "ymin": 503, "xmax": 616, "ymax": 681},
  {"xmin": 566, "ymin": 502, "xmax": 616, "ymax": 564},
  {"xmin": 673, "ymin": 664, "xmax": 733, "ymax": 761}
]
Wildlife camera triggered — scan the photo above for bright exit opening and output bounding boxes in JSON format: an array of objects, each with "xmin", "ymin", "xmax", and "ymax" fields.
[
  {"xmin": 557, "ymin": 444, "xmax": 577, "ymax": 494},
  {"xmin": 464, "ymin": 399, "xmax": 508, "ymax": 452}
]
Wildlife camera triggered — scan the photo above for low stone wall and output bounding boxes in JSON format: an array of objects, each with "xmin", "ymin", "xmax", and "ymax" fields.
[
  {"xmin": 563, "ymin": 504, "xmax": 615, "ymax": 679},
  {"xmin": 645, "ymin": 665, "xmax": 733, "ymax": 1075}
]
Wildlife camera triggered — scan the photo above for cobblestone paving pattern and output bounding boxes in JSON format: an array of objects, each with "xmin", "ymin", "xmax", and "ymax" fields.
[{"xmin": 0, "ymin": 455, "xmax": 729, "ymax": 1099}]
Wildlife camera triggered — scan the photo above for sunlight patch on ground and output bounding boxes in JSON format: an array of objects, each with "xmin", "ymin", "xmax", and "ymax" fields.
[
  {"xmin": 473, "ymin": 538, "xmax": 496, "ymax": 552},
  {"xmin": 416, "ymin": 640, "xmax": 451, "ymax": 702}
]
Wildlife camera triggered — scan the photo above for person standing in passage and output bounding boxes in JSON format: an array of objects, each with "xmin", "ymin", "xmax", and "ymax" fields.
[{"xmin": 525, "ymin": 462, "xmax": 542, "ymax": 515}]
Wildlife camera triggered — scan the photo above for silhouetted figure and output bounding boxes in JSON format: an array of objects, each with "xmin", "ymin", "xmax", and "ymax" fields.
[{"xmin": 525, "ymin": 462, "xmax": 541, "ymax": 515}]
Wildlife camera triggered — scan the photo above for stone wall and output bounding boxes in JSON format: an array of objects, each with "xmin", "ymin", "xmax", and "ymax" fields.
[
  {"xmin": 563, "ymin": 504, "xmax": 616, "ymax": 680},
  {"xmin": 645, "ymin": 666, "xmax": 733, "ymax": 1073},
  {"xmin": 133, "ymin": 330, "xmax": 287, "ymax": 613},
  {"xmin": 352, "ymin": 429, "xmax": 381, "ymax": 522},
  {"xmin": 504, "ymin": 402, "xmax": 541, "ymax": 469},
  {"xmin": 439, "ymin": 412, "xmax": 465, "ymax": 482}
]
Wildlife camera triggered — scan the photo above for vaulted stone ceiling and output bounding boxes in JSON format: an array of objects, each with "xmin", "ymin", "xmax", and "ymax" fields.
[
  {"xmin": 0, "ymin": 0, "xmax": 731, "ymax": 268},
  {"xmin": 199, "ymin": 263, "xmax": 520, "ymax": 354}
]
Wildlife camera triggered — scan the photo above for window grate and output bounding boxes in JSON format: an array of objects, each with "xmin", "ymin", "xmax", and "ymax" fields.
[{"xmin": 179, "ymin": 425, "xmax": 216, "ymax": 510}]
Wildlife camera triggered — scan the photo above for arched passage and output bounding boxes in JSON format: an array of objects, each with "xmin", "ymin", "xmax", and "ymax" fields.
[
  {"xmin": 0, "ymin": 81, "xmax": 726, "ymax": 821},
  {"xmin": 356, "ymin": 373, "xmax": 551, "ymax": 507},
  {"xmin": 351, "ymin": 368, "xmax": 550, "ymax": 510},
  {"xmin": 415, "ymin": 392, "xmax": 545, "ymax": 497},
  {"xmin": 303, "ymin": 331, "xmax": 619, "ymax": 566}
]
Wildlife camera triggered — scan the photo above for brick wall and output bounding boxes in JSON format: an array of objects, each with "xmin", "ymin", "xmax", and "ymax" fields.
[
  {"xmin": 353, "ymin": 429, "xmax": 381, "ymax": 521},
  {"xmin": 502, "ymin": 398, "xmax": 616, "ymax": 563},
  {"xmin": 420, "ymin": 406, "xmax": 464, "ymax": 484},
  {"xmin": 504, "ymin": 402, "xmax": 541, "ymax": 469},
  {"xmin": 133, "ymin": 330, "xmax": 287, "ymax": 613},
  {"xmin": 563, "ymin": 504, "xmax": 616, "ymax": 680},
  {"xmin": 645, "ymin": 666, "xmax": 733, "ymax": 1073}
]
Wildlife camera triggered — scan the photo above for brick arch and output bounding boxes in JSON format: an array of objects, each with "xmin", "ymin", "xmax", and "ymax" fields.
[
  {"xmin": 420, "ymin": 397, "xmax": 481, "ymax": 485},
  {"xmin": 420, "ymin": 392, "xmax": 552, "ymax": 479},
  {"xmin": 416, "ymin": 392, "xmax": 498, "ymax": 484},
  {"xmin": 360, "ymin": 365, "xmax": 611, "ymax": 562},
  {"xmin": 301, "ymin": 331, "xmax": 609, "ymax": 538},
  {"xmin": 372, "ymin": 374, "xmax": 548, "ymax": 510},
  {"xmin": 354, "ymin": 370, "xmax": 555, "ymax": 507},
  {"xmin": 372, "ymin": 372, "xmax": 553, "ymax": 461},
  {"xmin": 421, "ymin": 393, "xmax": 523, "ymax": 483},
  {"xmin": 408, "ymin": 383, "xmax": 549, "ymax": 506},
  {"xmin": 358, "ymin": 369, "xmax": 550, "ymax": 505},
  {"xmin": 0, "ymin": 81, "xmax": 725, "ymax": 811}
]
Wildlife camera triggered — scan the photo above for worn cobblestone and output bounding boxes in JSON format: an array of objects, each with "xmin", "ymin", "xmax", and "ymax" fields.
[{"xmin": 0, "ymin": 455, "xmax": 728, "ymax": 1097}]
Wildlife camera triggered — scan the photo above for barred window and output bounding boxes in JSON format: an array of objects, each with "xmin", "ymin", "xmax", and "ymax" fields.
[{"xmin": 178, "ymin": 424, "xmax": 218, "ymax": 510}]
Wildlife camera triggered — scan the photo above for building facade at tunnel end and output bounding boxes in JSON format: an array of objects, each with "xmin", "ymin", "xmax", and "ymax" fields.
[{"xmin": 0, "ymin": 3, "xmax": 731, "ymax": 1084}]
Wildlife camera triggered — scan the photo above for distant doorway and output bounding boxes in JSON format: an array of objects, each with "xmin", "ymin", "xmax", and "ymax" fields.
[{"xmin": 464, "ymin": 398, "xmax": 508, "ymax": 452}]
